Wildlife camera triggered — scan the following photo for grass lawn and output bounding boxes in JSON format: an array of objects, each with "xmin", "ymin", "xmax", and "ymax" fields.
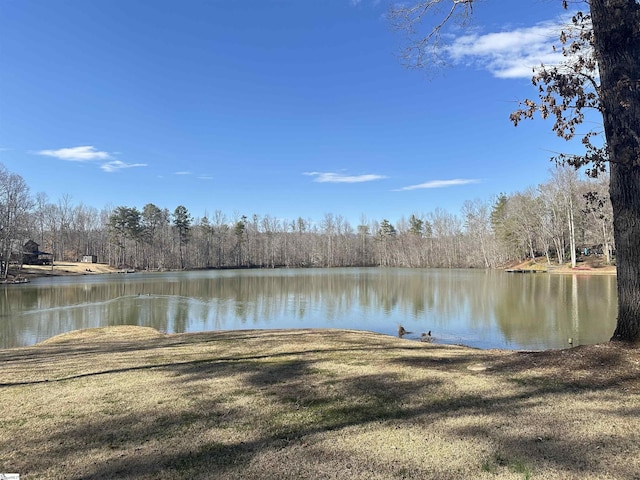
[{"xmin": 0, "ymin": 326, "xmax": 638, "ymax": 479}]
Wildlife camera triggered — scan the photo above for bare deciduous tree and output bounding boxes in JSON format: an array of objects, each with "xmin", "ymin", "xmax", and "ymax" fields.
[{"xmin": 0, "ymin": 164, "xmax": 33, "ymax": 278}]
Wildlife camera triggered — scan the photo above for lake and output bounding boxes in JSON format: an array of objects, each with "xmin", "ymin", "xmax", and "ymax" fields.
[{"xmin": 0, "ymin": 268, "xmax": 617, "ymax": 350}]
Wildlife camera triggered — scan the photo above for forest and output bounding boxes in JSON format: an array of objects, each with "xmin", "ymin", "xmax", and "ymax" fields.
[{"xmin": 1, "ymin": 161, "xmax": 613, "ymax": 277}]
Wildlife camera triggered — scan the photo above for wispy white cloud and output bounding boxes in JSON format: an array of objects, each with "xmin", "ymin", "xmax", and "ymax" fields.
[
  {"xmin": 37, "ymin": 145, "xmax": 111, "ymax": 161},
  {"xmin": 36, "ymin": 145, "xmax": 147, "ymax": 174},
  {"xmin": 100, "ymin": 160, "xmax": 147, "ymax": 173},
  {"xmin": 395, "ymin": 178, "xmax": 480, "ymax": 191},
  {"xmin": 174, "ymin": 171, "xmax": 192, "ymax": 175},
  {"xmin": 198, "ymin": 175, "xmax": 213, "ymax": 180},
  {"xmin": 348, "ymin": 0, "xmax": 381, "ymax": 6},
  {"xmin": 304, "ymin": 171, "xmax": 387, "ymax": 183},
  {"xmin": 446, "ymin": 18, "xmax": 568, "ymax": 78}
]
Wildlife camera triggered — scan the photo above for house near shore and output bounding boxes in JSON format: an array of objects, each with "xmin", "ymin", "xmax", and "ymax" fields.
[
  {"xmin": 81, "ymin": 255, "xmax": 98, "ymax": 263},
  {"xmin": 22, "ymin": 240, "xmax": 52, "ymax": 265}
]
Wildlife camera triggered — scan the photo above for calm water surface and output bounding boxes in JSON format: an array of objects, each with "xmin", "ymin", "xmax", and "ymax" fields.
[{"xmin": 0, "ymin": 268, "xmax": 617, "ymax": 350}]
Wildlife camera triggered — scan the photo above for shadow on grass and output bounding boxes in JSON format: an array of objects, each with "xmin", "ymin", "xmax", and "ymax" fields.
[
  {"xmin": 2, "ymin": 330, "xmax": 639, "ymax": 479},
  {"xmin": 28, "ymin": 366, "xmax": 452, "ymax": 479}
]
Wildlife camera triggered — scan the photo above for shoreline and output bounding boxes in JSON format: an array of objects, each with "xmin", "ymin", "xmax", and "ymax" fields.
[
  {"xmin": 5, "ymin": 260, "xmax": 617, "ymax": 283},
  {"xmin": 5, "ymin": 261, "xmax": 120, "ymax": 281},
  {"xmin": 504, "ymin": 257, "xmax": 616, "ymax": 275}
]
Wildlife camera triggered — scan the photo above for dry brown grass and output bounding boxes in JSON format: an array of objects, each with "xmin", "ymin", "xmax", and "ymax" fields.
[
  {"xmin": 15, "ymin": 261, "xmax": 119, "ymax": 278},
  {"xmin": 510, "ymin": 257, "xmax": 617, "ymax": 275},
  {"xmin": 0, "ymin": 327, "xmax": 638, "ymax": 479}
]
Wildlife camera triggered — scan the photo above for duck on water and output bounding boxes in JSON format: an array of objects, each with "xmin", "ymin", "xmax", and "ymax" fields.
[{"xmin": 398, "ymin": 325, "xmax": 433, "ymax": 343}]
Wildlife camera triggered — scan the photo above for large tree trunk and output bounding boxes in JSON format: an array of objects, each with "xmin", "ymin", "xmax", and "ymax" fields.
[
  {"xmin": 590, "ymin": 0, "xmax": 640, "ymax": 342},
  {"xmin": 609, "ymin": 163, "xmax": 640, "ymax": 341}
]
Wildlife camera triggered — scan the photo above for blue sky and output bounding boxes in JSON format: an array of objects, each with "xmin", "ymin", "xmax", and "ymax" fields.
[{"xmin": 0, "ymin": 0, "xmax": 590, "ymax": 226}]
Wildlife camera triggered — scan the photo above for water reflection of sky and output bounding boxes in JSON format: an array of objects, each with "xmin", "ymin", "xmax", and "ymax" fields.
[{"xmin": 2, "ymin": 268, "xmax": 617, "ymax": 350}]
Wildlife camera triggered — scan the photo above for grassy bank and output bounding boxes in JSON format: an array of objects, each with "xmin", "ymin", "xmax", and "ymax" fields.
[
  {"xmin": 1, "ymin": 327, "xmax": 638, "ymax": 479},
  {"xmin": 4, "ymin": 262, "xmax": 119, "ymax": 283},
  {"xmin": 9, "ymin": 257, "xmax": 617, "ymax": 282},
  {"xmin": 508, "ymin": 257, "xmax": 616, "ymax": 275}
]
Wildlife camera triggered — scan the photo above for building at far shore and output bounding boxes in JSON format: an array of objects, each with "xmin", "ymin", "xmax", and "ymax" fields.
[{"xmin": 22, "ymin": 240, "xmax": 52, "ymax": 265}]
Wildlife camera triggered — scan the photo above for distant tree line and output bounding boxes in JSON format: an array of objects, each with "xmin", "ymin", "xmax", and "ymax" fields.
[{"xmin": 0, "ymin": 162, "xmax": 613, "ymax": 277}]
